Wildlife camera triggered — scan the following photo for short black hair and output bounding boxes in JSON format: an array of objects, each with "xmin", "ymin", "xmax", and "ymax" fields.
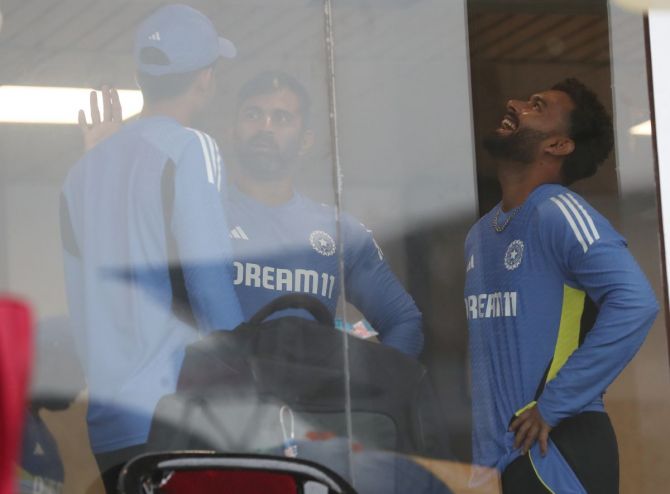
[
  {"xmin": 236, "ymin": 71, "xmax": 312, "ymax": 126},
  {"xmin": 551, "ymin": 78, "xmax": 614, "ymax": 185},
  {"xmin": 135, "ymin": 47, "xmax": 209, "ymax": 103}
]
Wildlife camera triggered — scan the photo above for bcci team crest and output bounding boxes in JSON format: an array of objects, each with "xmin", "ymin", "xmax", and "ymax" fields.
[
  {"xmin": 504, "ymin": 240, "xmax": 524, "ymax": 271},
  {"xmin": 310, "ymin": 230, "xmax": 336, "ymax": 256}
]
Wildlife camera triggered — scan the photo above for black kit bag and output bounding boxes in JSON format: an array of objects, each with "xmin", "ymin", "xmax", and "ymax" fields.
[{"xmin": 147, "ymin": 294, "xmax": 451, "ymax": 460}]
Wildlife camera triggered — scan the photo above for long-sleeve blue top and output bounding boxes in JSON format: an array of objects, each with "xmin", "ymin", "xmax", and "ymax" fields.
[
  {"xmin": 61, "ymin": 117, "xmax": 242, "ymax": 453},
  {"xmin": 464, "ymin": 183, "xmax": 658, "ymax": 473},
  {"xmin": 227, "ymin": 186, "xmax": 424, "ymax": 357}
]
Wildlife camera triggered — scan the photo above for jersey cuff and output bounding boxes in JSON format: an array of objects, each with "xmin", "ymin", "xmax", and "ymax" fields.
[{"xmin": 536, "ymin": 399, "xmax": 561, "ymax": 428}]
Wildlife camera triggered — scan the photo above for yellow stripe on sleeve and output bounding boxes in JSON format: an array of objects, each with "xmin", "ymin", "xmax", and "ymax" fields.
[
  {"xmin": 546, "ymin": 285, "xmax": 585, "ymax": 383},
  {"xmin": 515, "ymin": 400, "xmax": 537, "ymax": 417}
]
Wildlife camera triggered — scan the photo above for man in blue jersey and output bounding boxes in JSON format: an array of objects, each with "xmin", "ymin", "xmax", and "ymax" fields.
[
  {"xmin": 464, "ymin": 78, "xmax": 658, "ymax": 493},
  {"xmin": 228, "ymin": 71, "xmax": 424, "ymax": 357},
  {"xmin": 83, "ymin": 71, "xmax": 424, "ymax": 357},
  {"xmin": 61, "ymin": 5, "xmax": 242, "ymax": 492}
]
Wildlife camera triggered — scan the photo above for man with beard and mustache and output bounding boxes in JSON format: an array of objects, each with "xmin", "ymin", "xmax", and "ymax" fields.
[
  {"xmin": 81, "ymin": 71, "xmax": 423, "ymax": 357},
  {"xmin": 226, "ymin": 71, "xmax": 423, "ymax": 357},
  {"xmin": 464, "ymin": 78, "xmax": 658, "ymax": 493}
]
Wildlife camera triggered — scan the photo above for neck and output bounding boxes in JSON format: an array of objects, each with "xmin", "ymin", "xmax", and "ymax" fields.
[
  {"xmin": 235, "ymin": 172, "xmax": 295, "ymax": 206},
  {"xmin": 497, "ymin": 159, "xmax": 560, "ymax": 211},
  {"xmin": 141, "ymin": 99, "xmax": 196, "ymax": 127}
]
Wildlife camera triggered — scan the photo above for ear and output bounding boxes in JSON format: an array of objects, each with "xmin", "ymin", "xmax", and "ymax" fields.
[
  {"xmin": 544, "ymin": 136, "xmax": 575, "ymax": 157},
  {"xmin": 299, "ymin": 129, "xmax": 315, "ymax": 156}
]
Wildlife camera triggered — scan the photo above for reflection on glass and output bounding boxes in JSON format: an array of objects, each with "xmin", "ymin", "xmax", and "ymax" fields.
[
  {"xmin": 228, "ymin": 71, "xmax": 423, "ymax": 357},
  {"xmin": 58, "ymin": 4, "xmax": 427, "ymax": 493},
  {"xmin": 330, "ymin": 0, "xmax": 479, "ymax": 468},
  {"xmin": 6, "ymin": 0, "xmax": 670, "ymax": 493},
  {"xmin": 157, "ymin": 469, "xmax": 298, "ymax": 494}
]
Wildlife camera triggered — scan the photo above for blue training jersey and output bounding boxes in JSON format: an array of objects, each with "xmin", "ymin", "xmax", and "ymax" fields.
[
  {"xmin": 464, "ymin": 184, "xmax": 658, "ymax": 479},
  {"xmin": 227, "ymin": 186, "xmax": 424, "ymax": 357},
  {"xmin": 61, "ymin": 116, "xmax": 243, "ymax": 453}
]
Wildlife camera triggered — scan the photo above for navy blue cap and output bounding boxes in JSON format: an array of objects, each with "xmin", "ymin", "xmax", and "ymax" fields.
[{"xmin": 134, "ymin": 4, "xmax": 236, "ymax": 76}]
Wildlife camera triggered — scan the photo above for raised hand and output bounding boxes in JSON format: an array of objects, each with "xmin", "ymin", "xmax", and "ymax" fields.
[{"xmin": 78, "ymin": 85, "xmax": 123, "ymax": 151}]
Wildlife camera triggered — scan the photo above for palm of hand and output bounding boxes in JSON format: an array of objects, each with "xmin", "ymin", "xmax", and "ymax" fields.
[{"xmin": 78, "ymin": 86, "xmax": 124, "ymax": 151}]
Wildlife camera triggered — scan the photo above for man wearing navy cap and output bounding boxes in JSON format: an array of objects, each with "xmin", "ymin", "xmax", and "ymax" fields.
[{"xmin": 60, "ymin": 5, "xmax": 242, "ymax": 492}]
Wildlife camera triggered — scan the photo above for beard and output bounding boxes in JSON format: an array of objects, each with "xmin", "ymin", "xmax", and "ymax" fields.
[
  {"xmin": 235, "ymin": 132, "xmax": 302, "ymax": 181},
  {"xmin": 483, "ymin": 127, "xmax": 549, "ymax": 164}
]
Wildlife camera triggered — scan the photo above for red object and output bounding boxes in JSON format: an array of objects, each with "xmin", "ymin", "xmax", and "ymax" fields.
[
  {"xmin": 305, "ymin": 431, "xmax": 337, "ymax": 441},
  {"xmin": 0, "ymin": 297, "xmax": 33, "ymax": 494},
  {"xmin": 305, "ymin": 431, "xmax": 364, "ymax": 452},
  {"xmin": 160, "ymin": 469, "xmax": 297, "ymax": 494}
]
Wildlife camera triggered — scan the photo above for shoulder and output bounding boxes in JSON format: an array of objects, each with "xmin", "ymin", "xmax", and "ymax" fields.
[
  {"xmin": 296, "ymin": 197, "xmax": 365, "ymax": 232},
  {"xmin": 533, "ymin": 186, "xmax": 605, "ymax": 231},
  {"xmin": 141, "ymin": 122, "xmax": 220, "ymax": 167},
  {"xmin": 532, "ymin": 185, "xmax": 622, "ymax": 251},
  {"xmin": 342, "ymin": 211, "xmax": 372, "ymax": 235},
  {"xmin": 182, "ymin": 127, "xmax": 221, "ymax": 160},
  {"xmin": 293, "ymin": 196, "xmax": 380, "ymax": 246},
  {"xmin": 336, "ymin": 211, "xmax": 383, "ymax": 252},
  {"xmin": 465, "ymin": 209, "xmax": 495, "ymax": 247},
  {"xmin": 300, "ymin": 195, "xmax": 334, "ymax": 217}
]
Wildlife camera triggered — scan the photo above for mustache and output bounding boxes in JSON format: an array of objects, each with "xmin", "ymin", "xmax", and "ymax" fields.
[{"xmin": 246, "ymin": 132, "xmax": 279, "ymax": 151}]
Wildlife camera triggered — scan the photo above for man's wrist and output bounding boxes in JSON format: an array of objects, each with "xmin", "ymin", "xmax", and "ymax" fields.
[{"xmin": 535, "ymin": 399, "xmax": 559, "ymax": 428}]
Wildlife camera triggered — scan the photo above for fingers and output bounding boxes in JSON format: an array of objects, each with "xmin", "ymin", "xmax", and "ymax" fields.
[
  {"xmin": 90, "ymin": 90, "xmax": 101, "ymax": 125},
  {"xmin": 513, "ymin": 418, "xmax": 533, "ymax": 449},
  {"xmin": 512, "ymin": 419, "xmax": 551, "ymax": 456},
  {"xmin": 521, "ymin": 424, "xmax": 539, "ymax": 455},
  {"xmin": 101, "ymin": 85, "xmax": 112, "ymax": 123},
  {"xmin": 78, "ymin": 109, "xmax": 88, "ymax": 131},
  {"xmin": 512, "ymin": 418, "xmax": 539, "ymax": 454},
  {"xmin": 511, "ymin": 407, "xmax": 552, "ymax": 456},
  {"xmin": 509, "ymin": 416, "xmax": 522, "ymax": 433},
  {"xmin": 110, "ymin": 88, "xmax": 122, "ymax": 122},
  {"xmin": 86, "ymin": 85, "xmax": 122, "ymax": 127},
  {"xmin": 539, "ymin": 427, "xmax": 550, "ymax": 457}
]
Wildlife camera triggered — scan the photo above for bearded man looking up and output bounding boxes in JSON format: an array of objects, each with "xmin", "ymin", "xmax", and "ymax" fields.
[{"xmin": 464, "ymin": 78, "xmax": 658, "ymax": 493}]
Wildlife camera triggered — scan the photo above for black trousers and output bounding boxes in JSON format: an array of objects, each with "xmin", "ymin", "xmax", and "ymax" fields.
[
  {"xmin": 502, "ymin": 412, "xmax": 619, "ymax": 494},
  {"xmin": 94, "ymin": 443, "xmax": 146, "ymax": 494}
]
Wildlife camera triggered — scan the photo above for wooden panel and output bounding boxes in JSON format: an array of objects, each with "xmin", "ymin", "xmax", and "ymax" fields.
[
  {"xmin": 482, "ymin": 14, "xmax": 572, "ymax": 59},
  {"xmin": 469, "ymin": 13, "xmax": 538, "ymax": 55},
  {"xmin": 468, "ymin": 12, "xmax": 512, "ymax": 39},
  {"xmin": 548, "ymin": 17, "xmax": 609, "ymax": 62},
  {"xmin": 469, "ymin": 13, "xmax": 608, "ymax": 64},
  {"xmin": 508, "ymin": 16, "xmax": 594, "ymax": 60}
]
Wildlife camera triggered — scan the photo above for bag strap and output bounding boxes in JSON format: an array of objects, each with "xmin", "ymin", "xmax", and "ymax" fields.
[{"xmin": 249, "ymin": 294, "xmax": 334, "ymax": 326}]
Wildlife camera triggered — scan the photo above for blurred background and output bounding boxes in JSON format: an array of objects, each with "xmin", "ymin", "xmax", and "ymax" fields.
[{"xmin": 0, "ymin": 0, "xmax": 668, "ymax": 492}]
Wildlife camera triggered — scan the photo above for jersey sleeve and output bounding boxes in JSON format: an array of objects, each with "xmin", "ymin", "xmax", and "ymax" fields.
[
  {"xmin": 170, "ymin": 134, "xmax": 243, "ymax": 332},
  {"xmin": 533, "ymin": 192, "xmax": 658, "ymax": 427},
  {"xmin": 342, "ymin": 218, "xmax": 424, "ymax": 357}
]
